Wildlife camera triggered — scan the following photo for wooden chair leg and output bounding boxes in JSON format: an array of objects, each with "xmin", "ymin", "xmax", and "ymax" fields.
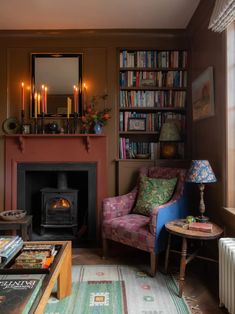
[
  {"xmin": 150, "ymin": 252, "xmax": 157, "ymax": 277},
  {"xmin": 102, "ymin": 236, "xmax": 108, "ymax": 259}
]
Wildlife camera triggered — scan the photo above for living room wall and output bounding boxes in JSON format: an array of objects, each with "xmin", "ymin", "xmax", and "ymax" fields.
[
  {"xmin": 188, "ymin": 0, "xmax": 235, "ymax": 235},
  {"xmin": 0, "ymin": 30, "xmax": 188, "ymax": 210}
]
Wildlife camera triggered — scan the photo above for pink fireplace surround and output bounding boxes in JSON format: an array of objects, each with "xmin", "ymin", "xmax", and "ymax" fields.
[{"xmin": 4, "ymin": 134, "xmax": 107, "ymax": 239}]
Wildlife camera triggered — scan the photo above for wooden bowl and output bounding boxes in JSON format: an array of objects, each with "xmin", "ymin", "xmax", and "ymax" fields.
[
  {"xmin": 135, "ymin": 154, "xmax": 150, "ymax": 159},
  {"xmin": 0, "ymin": 210, "xmax": 26, "ymax": 221}
]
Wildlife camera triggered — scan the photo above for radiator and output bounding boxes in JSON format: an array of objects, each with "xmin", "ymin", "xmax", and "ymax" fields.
[{"xmin": 219, "ymin": 238, "xmax": 235, "ymax": 314}]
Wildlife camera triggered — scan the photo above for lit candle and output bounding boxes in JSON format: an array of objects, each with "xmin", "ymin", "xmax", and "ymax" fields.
[
  {"xmin": 41, "ymin": 85, "xmax": 45, "ymax": 112},
  {"xmin": 83, "ymin": 83, "xmax": 87, "ymax": 111},
  {"xmin": 73, "ymin": 85, "xmax": 78, "ymax": 113},
  {"xmin": 44, "ymin": 86, "xmax": 48, "ymax": 114},
  {"xmin": 21, "ymin": 82, "xmax": 25, "ymax": 110},
  {"xmin": 37, "ymin": 94, "xmax": 41, "ymax": 115},
  {"xmin": 67, "ymin": 97, "xmax": 71, "ymax": 118},
  {"xmin": 34, "ymin": 92, "xmax": 38, "ymax": 118}
]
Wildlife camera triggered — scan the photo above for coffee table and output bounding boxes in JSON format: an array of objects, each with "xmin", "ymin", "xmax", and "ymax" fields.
[
  {"xmin": 0, "ymin": 240, "xmax": 72, "ymax": 313},
  {"xmin": 31, "ymin": 241, "xmax": 72, "ymax": 313}
]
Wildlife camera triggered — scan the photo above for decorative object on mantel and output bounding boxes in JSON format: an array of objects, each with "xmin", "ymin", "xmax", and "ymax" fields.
[
  {"xmin": 80, "ymin": 94, "xmax": 111, "ymax": 134},
  {"xmin": 2, "ymin": 117, "xmax": 20, "ymax": 134},
  {"xmin": 0, "ymin": 210, "xmax": 26, "ymax": 221},
  {"xmin": 46, "ymin": 121, "xmax": 60, "ymax": 134}
]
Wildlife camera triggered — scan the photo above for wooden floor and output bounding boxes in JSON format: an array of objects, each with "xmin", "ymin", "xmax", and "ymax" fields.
[{"xmin": 72, "ymin": 244, "xmax": 228, "ymax": 314}]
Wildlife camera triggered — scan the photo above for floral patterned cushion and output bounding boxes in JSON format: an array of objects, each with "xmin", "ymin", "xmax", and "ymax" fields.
[{"xmin": 132, "ymin": 176, "xmax": 177, "ymax": 216}]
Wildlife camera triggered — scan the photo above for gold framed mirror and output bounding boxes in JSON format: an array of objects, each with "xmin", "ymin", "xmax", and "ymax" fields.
[{"xmin": 31, "ymin": 53, "xmax": 83, "ymax": 117}]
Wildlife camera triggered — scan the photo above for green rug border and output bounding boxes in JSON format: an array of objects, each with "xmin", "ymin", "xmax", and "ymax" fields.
[{"xmin": 45, "ymin": 264, "xmax": 192, "ymax": 314}]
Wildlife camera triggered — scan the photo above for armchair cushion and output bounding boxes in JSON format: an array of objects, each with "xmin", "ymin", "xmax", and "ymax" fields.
[
  {"xmin": 103, "ymin": 214, "xmax": 155, "ymax": 252},
  {"xmin": 132, "ymin": 176, "xmax": 177, "ymax": 216}
]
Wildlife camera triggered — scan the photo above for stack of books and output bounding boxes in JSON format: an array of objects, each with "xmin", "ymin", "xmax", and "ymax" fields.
[
  {"xmin": 0, "ymin": 236, "xmax": 24, "ymax": 267},
  {"xmin": 188, "ymin": 222, "xmax": 213, "ymax": 233},
  {"xmin": 10, "ymin": 244, "xmax": 56, "ymax": 269}
]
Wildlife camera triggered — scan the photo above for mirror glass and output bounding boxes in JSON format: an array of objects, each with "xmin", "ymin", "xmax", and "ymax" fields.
[{"xmin": 31, "ymin": 53, "xmax": 82, "ymax": 117}]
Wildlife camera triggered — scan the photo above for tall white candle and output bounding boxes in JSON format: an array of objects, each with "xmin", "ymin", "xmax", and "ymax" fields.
[
  {"xmin": 34, "ymin": 92, "xmax": 38, "ymax": 118},
  {"xmin": 21, "ymin": 82, "xmax": 25, "ymax": 110}
]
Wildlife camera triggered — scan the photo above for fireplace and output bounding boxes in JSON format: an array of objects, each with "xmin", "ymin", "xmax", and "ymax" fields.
[
  {"xmin": 17, "ymin": 162, "xmax": 96, "ymax": 243},
  {"xmin": 4, "ymin": 134, "xmax": 107, "ymax": 245},
  {"xmin": 40, "ymin": 172, "xmax": 78, "ymax": 235}
]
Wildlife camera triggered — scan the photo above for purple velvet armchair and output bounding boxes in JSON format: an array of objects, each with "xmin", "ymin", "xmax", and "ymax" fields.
[{"xmin": 102, "ymin": 166, "xmax": 188, "ymax": 276}]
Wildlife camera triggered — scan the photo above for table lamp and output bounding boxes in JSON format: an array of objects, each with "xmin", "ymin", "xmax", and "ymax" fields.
[
  {"xmin": 186, "ymin": 160, "xmax": 216, "ymax": 222},
  {"xmin": 159, "ymin": 120, "xmax": 181, "ymax": 159}
]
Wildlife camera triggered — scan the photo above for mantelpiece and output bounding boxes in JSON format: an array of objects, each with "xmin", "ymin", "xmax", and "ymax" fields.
[
  {"xmin": 4, "ymin": 134, "xmax": 101, "ymax": 153},
  {"xmin": 4, "ymin": 134, "xmax": 107, "ymax": 240}
]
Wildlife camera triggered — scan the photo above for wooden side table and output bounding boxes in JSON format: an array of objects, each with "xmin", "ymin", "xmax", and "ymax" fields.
[
  {"xmin": 0, "ymin": 215, "xmax": 32, "ymax": 240},
  {"xmin": 164, "ymin": 220, "xmax": 223, "ymax": 297}
]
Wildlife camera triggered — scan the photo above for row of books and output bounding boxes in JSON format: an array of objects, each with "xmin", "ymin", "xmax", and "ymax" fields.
[
  {"xmin": 120, "ymin": 112, "xmax": 186, "ymax": 133},
  {"xmin": 10, "ymin": 244, "xmax": 56, "ymax": 269},
  {"xmin": 0, "ymin": 236, "xmax": 24, "ymax": 267},
  {"xmin": 119, "ymin": 139, "xmax": 160, "ymax": 160},
  {"xmin": 119, "ymin": 139, "xmax": 185, "ymax": 160},
  {"xmin": 120, "ymin": 70, "xmax": 187, "ymax": 89},
  {"xmin": 120, "ymin": 90, "xmax": 186, "ymax": 108},
  {"xmin": 120, "ymin": 112, "xmax": 157, "ymax": 132},
  {"xmin": 120, "ymin": 50, "xmax": 188, "ymax": 69}
]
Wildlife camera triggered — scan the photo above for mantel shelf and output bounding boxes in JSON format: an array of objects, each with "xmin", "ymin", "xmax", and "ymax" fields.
[
  {"xmin": 3, "ymin": 134, "xmax": 106, "ymax": 138},
  {"xmin": 3, "ymin": 134, "xmax": 106, "ymax": 153}
]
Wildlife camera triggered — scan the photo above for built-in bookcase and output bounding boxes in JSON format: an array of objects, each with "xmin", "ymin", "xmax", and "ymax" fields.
[{"xmin": 118, "ymin": 49, "xmax": 188, "ymax": 160}]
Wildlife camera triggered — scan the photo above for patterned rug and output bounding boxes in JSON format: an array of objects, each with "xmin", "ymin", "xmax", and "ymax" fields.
[{"xmin": 44, "ymin": 265, "xmax": 191, "ymax": 314}]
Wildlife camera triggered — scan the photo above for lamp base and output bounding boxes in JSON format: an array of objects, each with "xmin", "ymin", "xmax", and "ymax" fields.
[{"xmin": 196, "ymin": 215, "xmax": 209, "ymax": 223}]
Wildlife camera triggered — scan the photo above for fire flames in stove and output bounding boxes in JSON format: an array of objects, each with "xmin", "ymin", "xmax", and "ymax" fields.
[{"xmin": 50, "ymin": 198, "xmax": 70, "ymax": 209}]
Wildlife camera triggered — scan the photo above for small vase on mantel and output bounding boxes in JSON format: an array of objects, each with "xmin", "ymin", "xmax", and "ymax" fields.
[{"xmin": 93, "ymin": 122, "xmax": 103, "ymax": 134}]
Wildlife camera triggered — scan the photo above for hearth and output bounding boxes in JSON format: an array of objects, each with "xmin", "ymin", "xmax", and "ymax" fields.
[{"xmin": 40, "ymin": 172, "xmax": 78, "ymax": 235}]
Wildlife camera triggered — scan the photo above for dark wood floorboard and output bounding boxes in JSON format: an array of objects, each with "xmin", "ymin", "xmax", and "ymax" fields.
[{"xmin": 72, "ymin": 244, "xmax": 229, "ymax": 314}]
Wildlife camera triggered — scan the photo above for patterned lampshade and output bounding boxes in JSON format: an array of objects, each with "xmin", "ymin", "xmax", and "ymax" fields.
[
  {"xmin": 159, "ymin": 121, "xmax": 181, "ymax": 141},
  {"xmin": 186, "ymin": 160, "xmax": 217, "ymax": 183}
]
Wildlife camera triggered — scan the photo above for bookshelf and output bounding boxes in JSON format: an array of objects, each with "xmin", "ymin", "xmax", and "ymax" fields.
[{"xmin": 118, "ymin": 49, "xmax": 188, "ymax": 161}]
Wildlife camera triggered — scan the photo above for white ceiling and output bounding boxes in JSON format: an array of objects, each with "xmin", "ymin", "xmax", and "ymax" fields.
[{"xmin": 0, "ymin": 0, "xmax": 200, "ymax": 30}]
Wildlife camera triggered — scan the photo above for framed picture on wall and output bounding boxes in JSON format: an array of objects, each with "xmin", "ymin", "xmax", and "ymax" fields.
[{"xmin": 192, "ymin": 66, "xmax": 215, "ymax": 120}]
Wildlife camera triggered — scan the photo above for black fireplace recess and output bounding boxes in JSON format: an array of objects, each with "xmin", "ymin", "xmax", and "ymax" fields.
[
  {"xmin": 17, "ymin": 162, "xmax": 97, "ymax": 245},
  {"xmin": 40, "ymin": 172, "xmax": 78, "ymax": 235}
]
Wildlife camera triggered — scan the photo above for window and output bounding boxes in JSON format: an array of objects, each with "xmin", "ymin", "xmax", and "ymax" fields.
[{"xmin": 226, "ymin": 21, "xmax": 235, "ymax": 212}]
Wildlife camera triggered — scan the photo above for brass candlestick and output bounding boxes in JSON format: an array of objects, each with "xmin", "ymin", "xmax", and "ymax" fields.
[
  {"xmin": 41, "ymin": 112, "xmax": 45, "ymax": 134},
  {"xmin": 66, "ymin": 118, "xmax": 70, "ymax": 134},
  {"xmin": 73, "ymin": 112, "xmax": 78, "ymax": 133},
  {"xmin": 34, "ymin": 117, "xmax": 38, "ymax": 134},
  {"xmin": 21, "ymin": 109, "xmax": 25, "ymax": 134}
]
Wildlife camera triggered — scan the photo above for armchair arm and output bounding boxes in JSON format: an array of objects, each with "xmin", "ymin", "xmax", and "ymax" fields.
[
  {"xmin": 102, "ymin": 188, "xmax": 137, "ymax": 222},
  {"xmin": 149, "ymin": 189, "xmax": 188, "ymax": 254}
]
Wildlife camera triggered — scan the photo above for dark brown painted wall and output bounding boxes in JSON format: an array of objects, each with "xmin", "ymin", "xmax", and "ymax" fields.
[
  {"xmin": 188, "ymin": 0, "xmax": 235, "ymax": 235},
  {"xmin": 0, "ymin": 30, "xmax": 189, "ymax": 209}
]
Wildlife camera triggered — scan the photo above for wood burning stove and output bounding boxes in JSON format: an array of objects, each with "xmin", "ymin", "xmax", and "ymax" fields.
[{"xmin": 40, "ymin": 172, "xmax": 78, "ymax": 235}]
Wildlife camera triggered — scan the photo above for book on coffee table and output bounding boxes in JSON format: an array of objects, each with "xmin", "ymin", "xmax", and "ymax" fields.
[{"xmin": 0, "ymin": 276, "xmax": 44, "ymax": 314}]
